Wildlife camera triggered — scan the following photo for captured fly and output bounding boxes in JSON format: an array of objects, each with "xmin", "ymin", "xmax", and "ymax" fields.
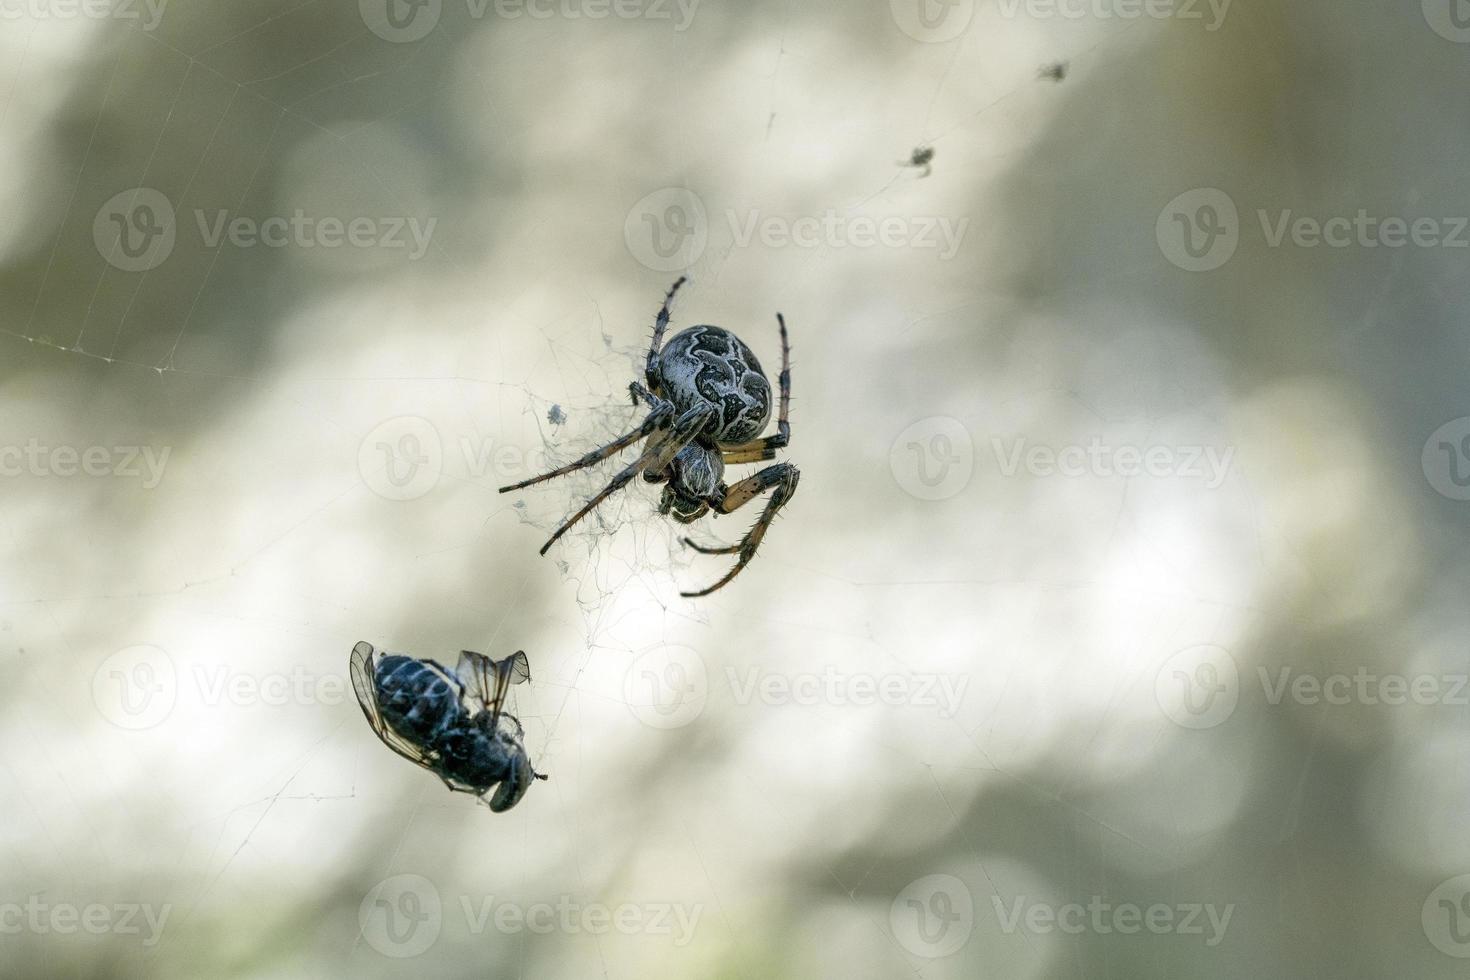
[{"xmin": 350, "ymin": 641, "xmax": 547, "ymax": 812}]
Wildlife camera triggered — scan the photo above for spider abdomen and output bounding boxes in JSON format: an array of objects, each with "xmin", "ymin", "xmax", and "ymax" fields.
[{"xmin": 655, "ymin": 325, "xmax": 772, "ymax": 445}]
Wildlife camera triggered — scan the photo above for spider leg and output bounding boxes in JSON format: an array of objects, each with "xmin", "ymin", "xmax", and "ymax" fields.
[
  {"xmin": 644, "ymin": 276, "xmax": 687, "ymax": 391},
  {"xmin": 684, "ymin": 538, "xmax": 740, "ymax": 555},
  {"xmin": 681, "ymin": 462, "xmax": 799, "ymax": 597},
  {"xmin": 721, "ymin": 446, "xmax": 778, "ymax": 465},
  {"xmin": 498, "ymin": 403, "xmax": 674, "ymax": 493},
  {"xmin": 539, "ymin": 405, "xmax": 713, "ymax": 555},
  {"xmin": 629, "ymin": 381, "xmax": 670, "ymax": 412},
  {"xmin": 717, "ymin": 311, "xmax": 792, "ymax": 458}
]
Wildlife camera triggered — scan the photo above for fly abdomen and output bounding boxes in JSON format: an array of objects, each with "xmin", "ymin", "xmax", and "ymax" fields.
[{"xmin": 373, "ymin": 655, "xmax": 464, "ymax": 743}]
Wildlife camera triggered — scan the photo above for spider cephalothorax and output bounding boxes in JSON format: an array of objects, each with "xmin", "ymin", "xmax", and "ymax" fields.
[{"xmin": 499, "ymin": 278, "xmax": 799, "ymax": 597}]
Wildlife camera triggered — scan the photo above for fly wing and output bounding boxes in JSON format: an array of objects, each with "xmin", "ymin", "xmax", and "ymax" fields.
[
  {"xmin": 350, "ymin": 641, "xmax": 442, "ymax": 772},
  {"xmin": 457, "ymin": 650, "xmax": 531, "ymax": 728},
  {"xmin": 455, "ymin": 650, "xmax": 493, "ymax": 712}
]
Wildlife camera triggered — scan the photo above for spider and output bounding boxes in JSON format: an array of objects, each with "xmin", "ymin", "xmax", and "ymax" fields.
[
  {"xmin": 499, "ymin": 277, "xmax": 799, "ymax": 597},
  {"xmin": 901, "ymin": 145, "xmax": 935, "ymax": 177},
  {"xmin": 1038, "ymin": 61, "xmax": 1068, "ymax": 82}
]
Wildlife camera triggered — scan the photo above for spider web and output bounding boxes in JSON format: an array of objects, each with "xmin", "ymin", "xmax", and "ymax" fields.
[{"xmin": 5, "ymin": 3, "xmax": 1435, "ymax": 979}]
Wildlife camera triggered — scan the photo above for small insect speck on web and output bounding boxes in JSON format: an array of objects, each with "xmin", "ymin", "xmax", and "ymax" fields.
[
  {"xmin": 547, "ymin": 404, "xmax": 567, "ymax": 425},
  {"xmin": 900, "ymin": 145, "xmax": 935, "ymax": 178},
  {"xmin": 1038, "ymin": 61, "xmax": 1068, "ymax": 82}
]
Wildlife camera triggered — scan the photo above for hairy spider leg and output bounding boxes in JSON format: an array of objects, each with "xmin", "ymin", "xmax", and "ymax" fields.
[
  {"xmin": 538, "ymin": 404, "xmax": 715, "ymax": 555},
  {"xmin": 498, "ymin": 402, "xmax": 675, "ymax": 493},
  {"xmin": 642, "ymin": 276, "xmax": 688, "ymax": 396},
  {"xmin": 717, "ymin": 312, "xmax": 792, "ymax": 462},
  {"xmin": 681, "ymin": 462, "xmax": 800, "ymax": 596}
]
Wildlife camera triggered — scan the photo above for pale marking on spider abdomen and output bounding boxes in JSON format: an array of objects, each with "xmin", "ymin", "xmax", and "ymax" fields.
[{"xmin": 655, "ymin": 325, "xmax": 772, "ymax": 444}]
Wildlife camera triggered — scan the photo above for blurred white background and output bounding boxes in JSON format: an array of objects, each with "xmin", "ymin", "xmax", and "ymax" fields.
[{"xmin": 2, "ymin": 1, "xmax": 1469, "ymax": 977}]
